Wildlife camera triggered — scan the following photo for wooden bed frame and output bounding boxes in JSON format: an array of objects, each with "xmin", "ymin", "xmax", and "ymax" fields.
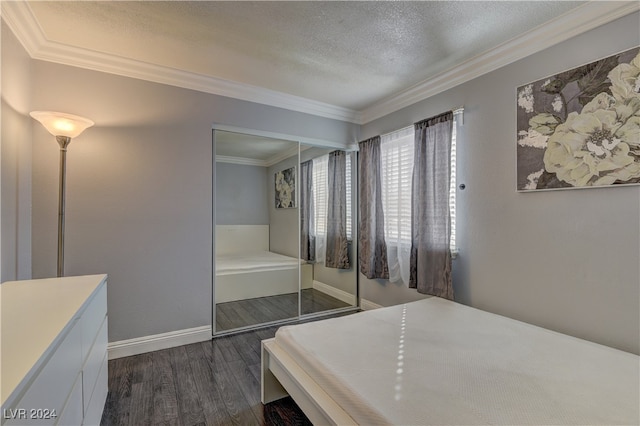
[{"xmin": 261, "ymin": 338, "xmax": 356, "ymax": 425}]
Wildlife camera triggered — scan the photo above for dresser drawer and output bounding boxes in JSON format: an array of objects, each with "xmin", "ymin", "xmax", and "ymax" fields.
[
  {"xmin": 6, "ymin": 320, "xmax": 82, "ymax": 425},
  {"xmin": 82, "ymin": 317, "xmax": 108, "ymax": 413},
  {"xmin": 81, "ymin": 284, "xmax": 107, "ymax": 362},
  {"xmin": 55, "ymin": 374, "xmax": 83, "ymax": 426},
  {"xmin": 82, "ymin": 352, "xmax": 108, "ymax": 426}
]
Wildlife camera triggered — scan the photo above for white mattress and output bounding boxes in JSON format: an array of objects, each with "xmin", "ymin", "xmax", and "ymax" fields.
[
  {"xmin": 275, "ymin": 297, "xmax": 640, "ymax": 425},
  {"xmin": 216, "ymin": 251, "xmax": 299, "ymax": 276}
]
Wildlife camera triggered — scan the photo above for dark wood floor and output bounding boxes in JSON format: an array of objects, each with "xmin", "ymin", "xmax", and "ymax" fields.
[
  {"xmin": 216, "ymin": 288, "xmax": 350, "ymax": 332},
  {"xmin": 101, "ymin": 324, "xmax": 313, "ymax": 426}
]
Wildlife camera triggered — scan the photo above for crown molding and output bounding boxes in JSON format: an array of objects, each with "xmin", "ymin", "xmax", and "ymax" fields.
[
  {"xmin": 215, "ymin": 155, "xmax": 266, "ymax": 167},
  {"xmin": 1, "ymin": 1, "xmax": 43, "ymax": 54},
  {"xmin": 0, "ymin": 1, "xmax": 359, "ymax": 124},
  {"xmin": 360, "ymin": 1, "xmax": 640, "ymax": 124},
  {"xmin": 215, "ymin": 144, "xmax": 302, "ymax": 167},
  {"xmin": 3, "ymin": 1, "xmax": 638, "ymax": 126}
]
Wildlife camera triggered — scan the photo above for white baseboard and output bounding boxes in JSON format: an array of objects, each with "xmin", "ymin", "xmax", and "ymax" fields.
[
  {"xmin": 360, "ymin": 298, "xmax": 383, "ymax": 310},
  {"xmin": 108, "ymin": 325, "xmax": 212, "ymax": 359},
  {"xmin": 312, "ymin": 280, "xmax": 356, "ymax": 305}
]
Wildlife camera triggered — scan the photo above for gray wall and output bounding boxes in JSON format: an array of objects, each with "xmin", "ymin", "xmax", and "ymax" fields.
[
  {"xmin": 361, "ymin": 12, "xmax": 640, "ymax": 354},
  {"xmin": 215, "ymin": 162, "xmax": 269, "ymax": 225},
  {"xmin": 28, "ymin": 60, "xmax": 358, "ymax": 342},
  {"xmin": 1, "ymin": 21, "xmax": 32, "ymax": 283}
]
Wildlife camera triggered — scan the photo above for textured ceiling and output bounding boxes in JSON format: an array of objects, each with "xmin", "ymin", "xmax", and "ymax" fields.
[{"xmin": 26, "ymin": 1, "xmax": 587, "ymax": 112}]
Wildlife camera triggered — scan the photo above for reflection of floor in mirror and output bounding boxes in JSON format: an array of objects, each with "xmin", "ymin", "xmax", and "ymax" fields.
[
  {"xmin": 216, "ymin": 288, "xmax": 350, "ymax": 332},
  {"xmin": 300, "ymin": 287, "xmax": 351, "ymax": 315}
]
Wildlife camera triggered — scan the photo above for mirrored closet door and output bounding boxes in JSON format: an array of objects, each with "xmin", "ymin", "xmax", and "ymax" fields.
[
  {"xmin": 299, "ymin": 146, "xmax": 358, "ymax": 316},
  {"xmin": 214, "ymin": 130, "xmax": 300, "ymax": 333}
]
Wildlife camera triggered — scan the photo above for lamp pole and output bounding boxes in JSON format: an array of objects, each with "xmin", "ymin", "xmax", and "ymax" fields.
[{"xmin": 56, "ymin": 135, "xmax": 72, "ymax": 277}]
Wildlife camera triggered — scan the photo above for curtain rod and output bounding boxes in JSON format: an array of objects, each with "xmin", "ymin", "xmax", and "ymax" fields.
[
  {"xmin": 380, "ymin": 106, "xmax": 465, "ymax": 138},
  {"xmin": 380, "ymin": 125, "xmax": 413, "ymax": 138}
]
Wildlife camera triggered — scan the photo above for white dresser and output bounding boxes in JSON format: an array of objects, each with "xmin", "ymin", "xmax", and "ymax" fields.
[{"xmin": 1, "ymin": 275, "xmax": 108, "ymax": 425}]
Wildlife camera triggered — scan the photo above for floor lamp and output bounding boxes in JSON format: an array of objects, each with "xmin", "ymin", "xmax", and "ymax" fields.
[{"xmin": 30, "ymin": 111, "xmax": 94, "ymax": 277}]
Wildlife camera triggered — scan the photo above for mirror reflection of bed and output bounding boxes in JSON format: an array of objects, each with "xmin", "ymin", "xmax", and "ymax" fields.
[{"xmin": 214, "ymin": 130, "xmax": 357, "ymax": 334}]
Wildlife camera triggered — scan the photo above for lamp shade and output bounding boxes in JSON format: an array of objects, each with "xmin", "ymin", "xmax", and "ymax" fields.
[{"xmin": 30, "ymin": 111, "xmax": 94, "ymax": 139}]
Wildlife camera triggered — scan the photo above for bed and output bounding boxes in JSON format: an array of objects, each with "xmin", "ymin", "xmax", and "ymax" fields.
[
  {"xmin": 261, "ymin": 297, "xmax": 639, "ymax": 425},
  {"xmin": 215, "ymin": 225, "xmax": 301, "ymax": 303}
]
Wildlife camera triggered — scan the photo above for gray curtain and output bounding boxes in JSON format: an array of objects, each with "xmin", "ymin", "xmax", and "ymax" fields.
[
  {"xmin": 358, "ymin": 137, "xmax": 389, "ymax": 279},
  {"xmin": 300, "ymin": 160, "xmax": 315, "ymax": 262},
  {"xmin": 325, "ymin": 151, "xmax": 350, "ymax": 269},
  {"xmin": 410, "ymin": 111, "xmax": 454, "ymax": 299}
]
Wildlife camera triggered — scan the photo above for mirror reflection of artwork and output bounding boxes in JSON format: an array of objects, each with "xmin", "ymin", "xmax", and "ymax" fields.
[
  {"xmin": 275, "ymin": 166, "xmax": 296, "ymax": 208},
  {"xmin": 516, "ymin": 46, "xmax": 640, "ymax": 191}
]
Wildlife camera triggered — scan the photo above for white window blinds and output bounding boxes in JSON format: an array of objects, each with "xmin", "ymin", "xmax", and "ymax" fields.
[
  {"xmin": 380, "ymin": 126, "xmax": 414, "ymax": 245},
  {"xmin": 449, "ymin": 115, "xmax": 458, "ymax": 252},
  {"xmin": 378, "ymin": 115, "xmax": 459, "ymax": 284}
]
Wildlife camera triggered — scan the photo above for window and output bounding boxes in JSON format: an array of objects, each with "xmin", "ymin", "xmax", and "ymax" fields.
[
  {"xmin": 380, "ymin": 127, "xmax": 414, "ymax": 245},
  {"xmin": 380, "ymin": 126, "xmax": 415, "ymax": 285},
  {"xmin": 379, "ymin": 116, "xmax": 458, "ymax": 253},
  {"xmin": 449, "ymin": 117, "xmax": 458, "ymax": 252}
]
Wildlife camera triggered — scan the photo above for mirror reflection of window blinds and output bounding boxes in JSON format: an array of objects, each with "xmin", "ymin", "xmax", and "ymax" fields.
[
  {"xmin": 312, "ymin": 155, "xmax": 328, "ymax": 237},
  {"xmin": 312, "ymin": 153, "xmax": 352, "ymax": 239},
  {"xmin": 346, "ymin": 155, "xmax": 352, "ymax": 239}
]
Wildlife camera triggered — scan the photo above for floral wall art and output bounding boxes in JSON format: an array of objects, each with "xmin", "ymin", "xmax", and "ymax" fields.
[
  {"xmin": 517, "ymin": 47, "xmax": 640, "ymax": 191},
  {"xmin": 275, "ymin": 166, "xmax": 296, "ymax": 208}
]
